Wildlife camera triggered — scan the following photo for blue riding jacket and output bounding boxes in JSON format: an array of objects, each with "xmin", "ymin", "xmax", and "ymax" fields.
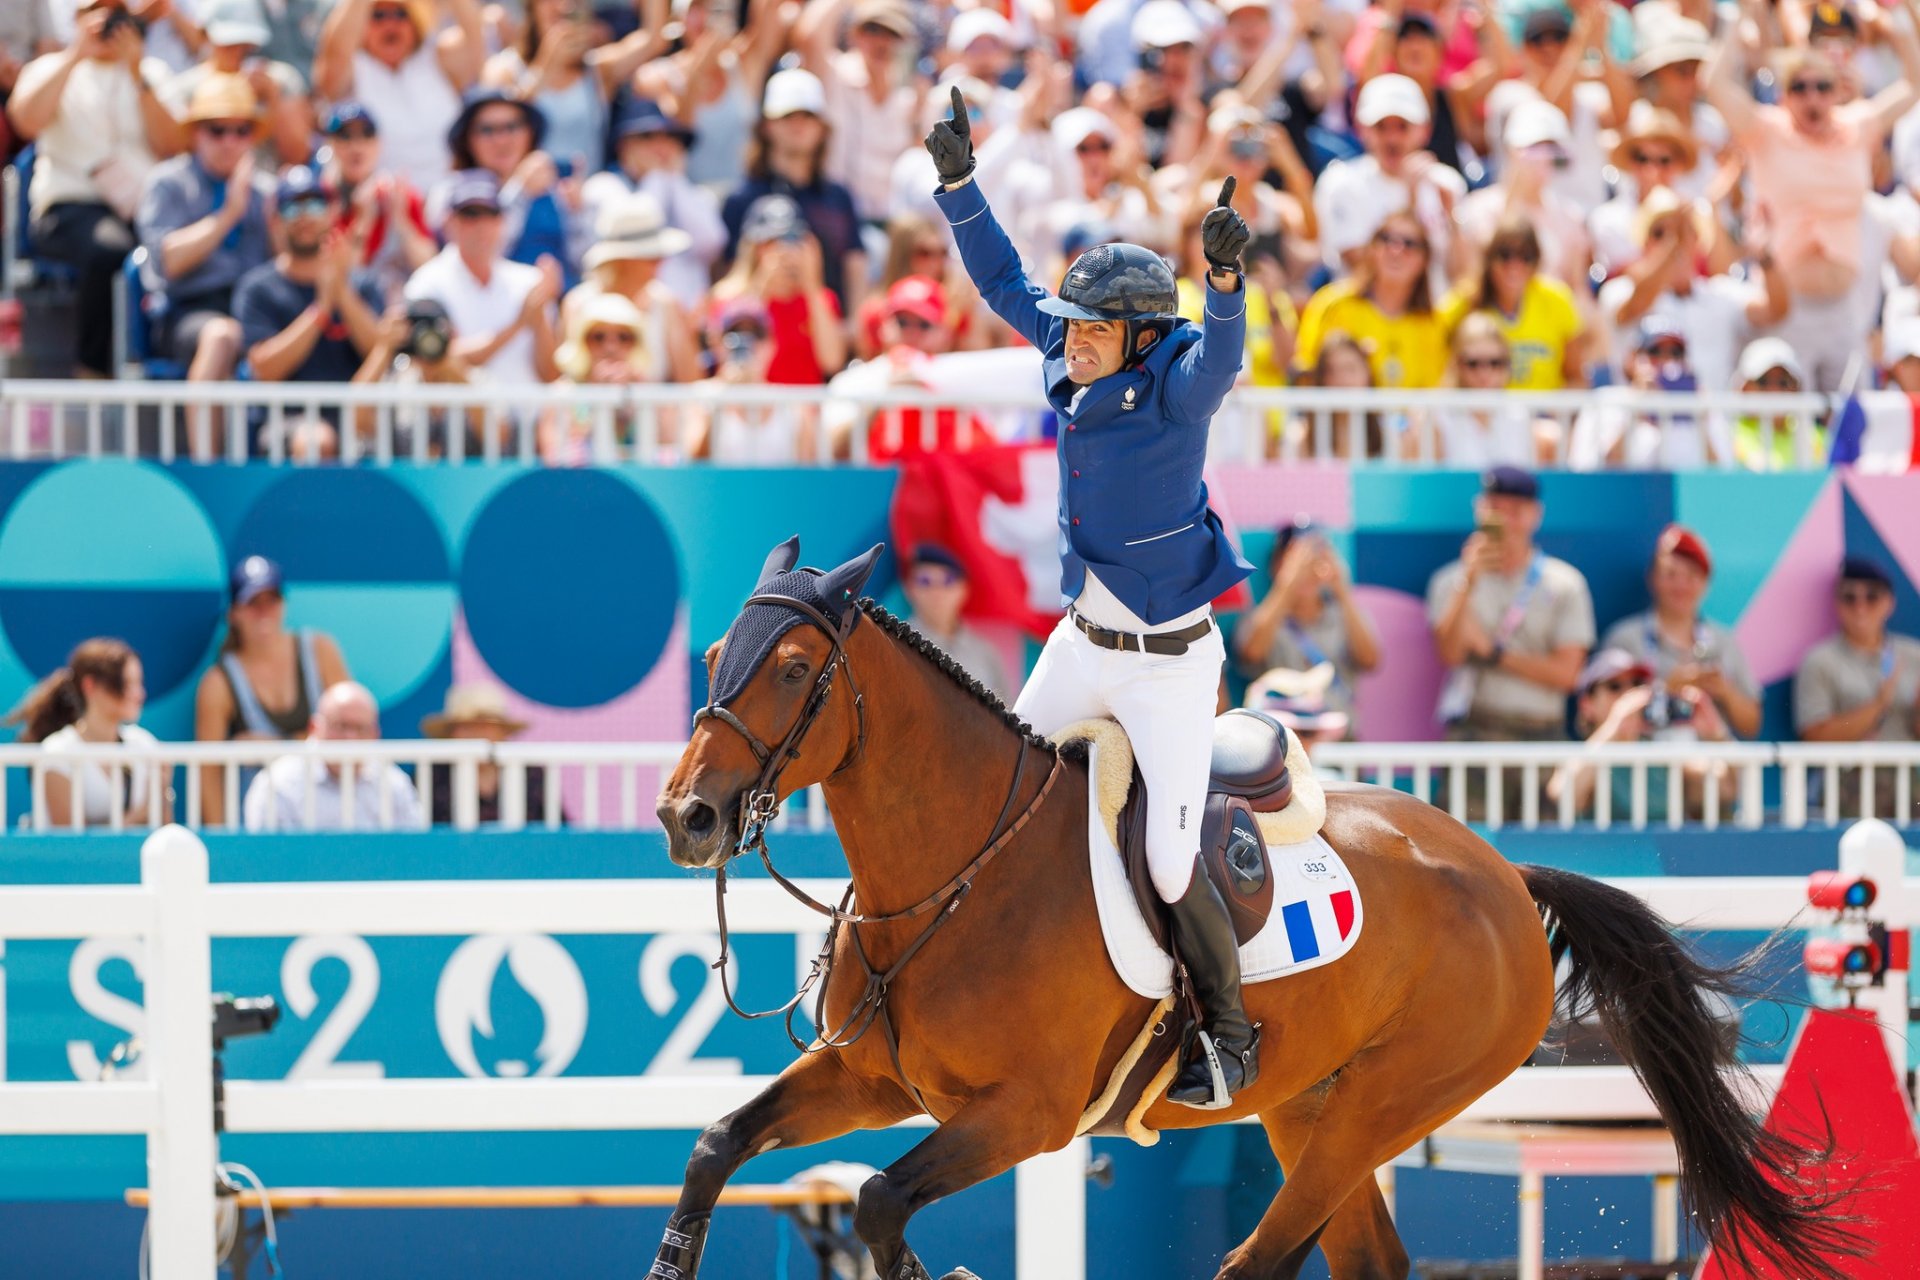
[{"xmin": 933, "ymin": 179, "xmax": 1253, "ymax": 626}]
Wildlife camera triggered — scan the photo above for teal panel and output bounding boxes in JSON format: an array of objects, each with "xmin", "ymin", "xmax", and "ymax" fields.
[
  {"xmin": 0, "ymin": 461, "xmax": 224, "ymax": 586},
  {"xmin": 285, "ymin": 584, "xmax": 456, "ymax": 707},
  {"xmin": 1351, "ymin": 468, "xmax": 1484, "ymax": 531},
  {"xmin": 380, "ymin": 464, "xmax": 526, "ymax": 564},
  {"xmin": 1673, "ymin": 471, "xmax": 1831, "ymax": 626}
]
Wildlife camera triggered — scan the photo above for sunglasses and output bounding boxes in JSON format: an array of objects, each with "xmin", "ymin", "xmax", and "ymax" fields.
[
  {"xmin": 855, "ymin": 20, "xmax": 903, "ymax": 36},
  {"xmin": 1596, "ymin": 676, "xmax": 1648, "ymax": 695},
  {"xmin": 1524, "ymin": 28, "xmax": 1569, "ymax": 45},
  {"xmin": 1491, "ymin": 246, "xmax": 1537, "ymax": 264},
  {"xmin": 473, "ymin": 119, "xmax": 530, "ymax": 137},
  {"xmin": 452, "ymin": 203, "xmax": 501, "ymax": 219},
  {"xmin": 1788, "ymin": 78, "xmax": 1837, "ymax": 96},
  {"xmin": 1076, "ymin": 139, "xmax": 1113, "ymax": 154},
  {"xmin": 1753, "ymin": 372, "xmax": 1798, "ymax": 390},
  {"xmin": 1839, "ymin": 586, "xmax": 1888, "ymax": 604},
  {"xmin": 198, "ymin": 122, "xmax": 254, "ymax": 139},
  {"xmin": 331, "ymin": 125, "xmax": 377, "ymax": 142},
  {"xmin": 1374, "ymin": 231, "xmax": 1425, "ymax": 252},
  {"xmin": 369, "ymin": 5, "xmax": 413, "ymax": 19},
  {"xmin": 1629, "ymin": 148, "xmax": 1679, "ymax": 168},
  {"xmin": 910, "ymin": 569, "xmax": 961, "ymax": 588},
  {"xmin": 280, "ymin": 196, "xmax": 331, "ymax": 219},
  {"xmin": 586, "ymin": 328, "xmax": 638, "ymax": 345},
  {"xmin": 1461, "ymin": 355, "xmax": 1510, "ymax": 372},
  {"xmin": 894, "ymin": 314, "xmax": 938, "ymax": 331},
  {"xmin": 1644, "ymin": 341, "xmax": 1687, "ymax": 359}
]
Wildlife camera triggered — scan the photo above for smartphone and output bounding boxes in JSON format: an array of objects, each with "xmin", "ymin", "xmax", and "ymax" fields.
[{"xmin": 1477, "ymin": 520, "xmax": 1505, "ymax": 540}]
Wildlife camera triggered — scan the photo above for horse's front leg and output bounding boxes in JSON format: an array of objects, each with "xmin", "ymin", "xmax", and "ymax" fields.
[{"xmin": 652, "ymin": 1049, "xmax": 915, "ymax": 1280}]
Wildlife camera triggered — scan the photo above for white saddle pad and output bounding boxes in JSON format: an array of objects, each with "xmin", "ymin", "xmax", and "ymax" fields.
[{"xmin": 1084, "ymin": 740, "xmax": 1365, "ymax": 1000}]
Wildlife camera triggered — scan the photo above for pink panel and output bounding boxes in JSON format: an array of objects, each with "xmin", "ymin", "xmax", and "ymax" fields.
[
  {"xmin": 1210, "ymin": 464, "xmax": 1353, "ymax": 533},
  {"xmin": 1734, "ymin": 477, "xmax": 1844, "ymax": 686},
  {"xmin": 1349, "ymin": 585, "xmax": 1446, "ymax": 742},
  {"xmin": 451, "ymin": 609, "xmax": 689, "ymax": 824},
  {"xmin": 1843, "ymin": 473, "xmax": 1920, "ymax": 590}
]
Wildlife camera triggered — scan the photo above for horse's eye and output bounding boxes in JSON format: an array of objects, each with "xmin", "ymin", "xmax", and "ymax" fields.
[{"xmin": 782, "ymin": 661, "xmax": 809, "ymax": 683}]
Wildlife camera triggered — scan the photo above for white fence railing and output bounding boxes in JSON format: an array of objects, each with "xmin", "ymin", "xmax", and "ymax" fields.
[
  {"xmin": 10, "ymin": 738, "xmax": 1919, "ymax": 834},
  {"xmin": 0, "ymin": 380, "xmax": 1837, "ymax": 469},
  {"xmin": 3, "ymin": 822, "xmax": 1909, "ymax": 1277}
]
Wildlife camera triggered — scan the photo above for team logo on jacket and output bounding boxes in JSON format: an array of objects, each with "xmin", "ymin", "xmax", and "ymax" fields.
[{"xmin": 1122, "ymin": 387, "xmax": 1138, "ymax": 410}]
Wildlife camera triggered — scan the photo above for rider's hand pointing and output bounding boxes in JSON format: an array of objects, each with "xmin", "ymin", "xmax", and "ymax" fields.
[
  {"xmin": 1200, "ymin": 177, "xmax": 1250, "ymax": 278},
  {"xmin": 924, "ymin": 84, "xmax": 977, "ymax": 188}
]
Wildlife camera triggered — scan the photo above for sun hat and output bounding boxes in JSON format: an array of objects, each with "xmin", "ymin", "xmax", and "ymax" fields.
[{"xmin": 421, "ymin": 682, "xmax": 530, "ymax": 737}]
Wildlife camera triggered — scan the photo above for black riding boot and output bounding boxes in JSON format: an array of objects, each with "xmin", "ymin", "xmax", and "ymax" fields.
[{"xmin": 1166, "ymin": 862, "xmax": 1261, "ymax": 1109}]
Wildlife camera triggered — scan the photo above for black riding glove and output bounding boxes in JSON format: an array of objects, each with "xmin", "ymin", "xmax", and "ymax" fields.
[
  {"xmin": 1200, "ymin": 177, "xmax": 1251, "ymax": 276},
  {"xmin": 924, "ymin": 85, "xmax": 976, "ymax": 186}
]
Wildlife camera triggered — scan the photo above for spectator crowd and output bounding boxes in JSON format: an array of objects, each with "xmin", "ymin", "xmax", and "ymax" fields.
[{"xmin": 9, "ymin": 0, "xmax": 1920, "ymax": 462}]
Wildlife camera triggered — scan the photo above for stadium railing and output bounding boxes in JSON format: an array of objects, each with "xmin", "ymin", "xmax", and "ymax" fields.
[
  {"xmin": 0, "ymin": 379, "xmax": 1835, "ymax": 468},
  {"xmin": 5, "ymin": 738, "xmax": 1912, "ymax": 833}
]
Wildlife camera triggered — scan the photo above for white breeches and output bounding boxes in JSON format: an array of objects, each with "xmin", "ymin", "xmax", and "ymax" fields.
[{"xmin": 1013, "ymin": 614, "xmax": 1225, "ymax": 902}]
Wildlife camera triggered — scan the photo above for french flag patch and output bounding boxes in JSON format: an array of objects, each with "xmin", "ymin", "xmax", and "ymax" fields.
[{"xmin": 1278, "ymin": 888, "xmax": 1358, "ymax": 965}]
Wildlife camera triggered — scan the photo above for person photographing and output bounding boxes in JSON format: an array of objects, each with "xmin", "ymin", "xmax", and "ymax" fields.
[{"xmin": 926, "ymin": 89, "xmax": 1261, "ymax": 1110}]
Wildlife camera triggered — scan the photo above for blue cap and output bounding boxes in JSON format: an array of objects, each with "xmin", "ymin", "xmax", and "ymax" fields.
[
  {"xmin": 1840, "ymin": 556, "xmax": 1893, "ymax": 589},
  {"xmin": 613, "ymin": 96, "xmax": 694, "ymax": 143},
  {"xmin": 446, "ymin": 169, "xmax": 502, "ymax": 214},
  {"xmin": 908, "ymin": 543, "xmax": 967, "ymax": 578},
  {"xmin": 323, "ymin": 100, "xmax": 378, "ymax": 135},
  {"xmin": 1482, "ymin": 465, "xmax": 1539, "ymax": 500},
  {"xmin": 275, "ymin": 164, "xmax": 334, "ymax": 209},
  {"xmin": 230, "ymin": 555, "xmax": 284, "ymax": 605}
]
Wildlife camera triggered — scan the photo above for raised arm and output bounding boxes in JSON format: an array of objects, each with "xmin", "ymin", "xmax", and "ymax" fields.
[
  {"xmin": 1166, "ymin": 178, "xmax": 1248, "ymax": 426},
  {"xmin": 1702, "ymin": 18, "xmax": 1760, "ymax": 137},
  {"xmin": 925, "ymin": 86, "xmax": 1056, "ymax": 350},
  {"xmin": 1866, "ymin": 0, "xmax": 1920, "ymax": 140},
  {"xmin": 314, "ymin": 0, "xmax": 372, "ymax": 101}
]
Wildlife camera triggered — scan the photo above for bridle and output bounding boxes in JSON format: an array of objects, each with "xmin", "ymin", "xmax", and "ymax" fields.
[{"xmin": 689, "ymin": 590, "xmax": 1062, "ymax": 1110}]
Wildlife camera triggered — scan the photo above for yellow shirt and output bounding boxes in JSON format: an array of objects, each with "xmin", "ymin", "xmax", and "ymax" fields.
[
  {"xmin": 1177, "ymin": 276, "xmax": 1294, "ymax": 387},
  {"xmin": 1294, "ymin": 281, "xmax": 1449, "ymax": 389},
  {"xmin": 1438, "ymin": 276, "xmax": 1584, "ymax": 391}
]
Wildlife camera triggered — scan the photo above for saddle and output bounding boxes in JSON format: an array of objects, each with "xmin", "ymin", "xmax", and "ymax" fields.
[{"xmin": 1117, "ymin": 709, "xmax": 1292, "ymax": 951}]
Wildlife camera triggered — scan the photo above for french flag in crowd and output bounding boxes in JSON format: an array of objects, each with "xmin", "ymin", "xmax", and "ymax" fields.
[
  {"xmin": 1830, "ymin": 391, "xmax": 1920, "ymax": 472},
  {"xmin": 890, "ymin": 442, "xmax": 1253, "ymax": 640},
  {"xmin": 1279, "ymin": 889, "xmax": 1358, "ymax": 965}
]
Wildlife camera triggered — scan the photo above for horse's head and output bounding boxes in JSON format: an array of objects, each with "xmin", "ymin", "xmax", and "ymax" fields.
[{"xmin": 656, "ymin": 536, "xmax": 884, "ymax": 868}]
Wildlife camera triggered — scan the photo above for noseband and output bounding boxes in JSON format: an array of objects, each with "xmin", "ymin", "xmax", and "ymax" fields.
[{"xmin": 692, "ymin": 589, "xmax": 868, "ymax": 857}]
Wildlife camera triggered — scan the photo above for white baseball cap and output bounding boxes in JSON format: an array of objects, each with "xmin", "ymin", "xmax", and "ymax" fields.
[
  {"xmin": 762, "ymin": 67, "xmax": 826, "ymax": 119},
  {"xmin": 1885, "ymin": 318, "xmax": 1920, "ymax": 367},
  {"xmin": 1734, "ymin": 337, "xmax": 1806, "ymax": 387},
  {"xmin": 1355, "ymin": 74, "xmax": 1430, "ymax": 128},
  {"xmin": 1053, "ymin": 106, "xmax": 1118, "ymax": 151},
  {"xmin": 204, "ymin": 0, "xmax": 271, "ymax": 47},
  {"xmin": 1132, "ymin": 0, "xmax": 1202, "ymax": 48},
  {"xmin": 1505, "ymin": 99, "xmax": 1571, "ymax": 150},
  {"xmin": 1219, "ymin": 0, "xmax": 1272, "ymax": 14},
  {"xmin": 947, "ymin": 7, "xmax": 1014, "ymax": 52}
]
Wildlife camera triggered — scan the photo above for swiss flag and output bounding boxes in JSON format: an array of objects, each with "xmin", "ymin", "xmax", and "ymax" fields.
[{"xmin": 890, "ymin": 443, "xmax": 1253, "ymax": 641}]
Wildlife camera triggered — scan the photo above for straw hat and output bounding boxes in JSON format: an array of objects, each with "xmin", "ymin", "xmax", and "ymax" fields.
[
  {"xmin": 421, "ymin": 682, "xmax": 529, "ymax": 737},
  {"xmin": 1608, "ymin": 100, "xmax": 1699, "ymax": 171},
  {"xmin": 184, "ymin": 72, "xmax": 259, "ymax": 124},
  {"xmin": 582, "ymin": 192, "xmax": 692, "ymax": 271},
  {"xmin": 555, "ymin": 292, "xmax": 647, "ymax": 381}
]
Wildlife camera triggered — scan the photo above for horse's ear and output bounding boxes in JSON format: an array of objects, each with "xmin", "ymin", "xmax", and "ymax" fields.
[
  {"xmin": 821, "ymin": 543, "xmax": 885, "ymax": 607},
  {"xmin": 757, "ymin": 536, "xmax": 802, "ymax": 587}
]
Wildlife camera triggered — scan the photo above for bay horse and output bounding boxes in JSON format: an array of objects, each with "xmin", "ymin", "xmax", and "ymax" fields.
[{"xmin": 651, "ymin": 538, "xmax": 1856, "ymax": 1280}]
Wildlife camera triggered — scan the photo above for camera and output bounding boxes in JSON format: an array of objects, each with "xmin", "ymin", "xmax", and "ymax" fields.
[
  {"xmin": 101, "ymin": 8, "xmax": 148, "ymax": 38},
  {"xmin": 1643, "ymin": 683, "xmax": 1697, "ymax": 739},
  {"xmin": 1229, "ymin": 134, "xmax": 1265, "ymax": 161},
  {"xmin": 721, "ymin": 330, "xmax": 759, "ymax": 363},
  {"xmin": 402, "ymin": 311, "xmax": 453, "ymax": 363},
  {"xmin": 1139, "ymin": 46, "xmax": 1167, "ymax": 74}
]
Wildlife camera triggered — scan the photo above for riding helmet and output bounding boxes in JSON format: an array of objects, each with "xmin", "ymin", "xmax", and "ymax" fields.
[{"xmin": 1038, "ymin": 243, "xmax": 1179, "ymax": 364}]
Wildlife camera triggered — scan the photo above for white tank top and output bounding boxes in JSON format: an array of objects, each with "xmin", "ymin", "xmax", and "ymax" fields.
[{"xmin": 352, "ymin": 44, "xmax": 462, "ymax": 190}]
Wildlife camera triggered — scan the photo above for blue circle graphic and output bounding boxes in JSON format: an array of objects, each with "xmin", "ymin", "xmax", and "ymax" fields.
[
  {"xmin": 0, "ymin": 461, "xmax": 226, "ymax": 698},
  {"xmin": 233, "ymin": 470, "xmax": 451, "ymax": 582},
  {"xmin": 460, "ymin": 472, "xmax": 679, "ymax": 707}
]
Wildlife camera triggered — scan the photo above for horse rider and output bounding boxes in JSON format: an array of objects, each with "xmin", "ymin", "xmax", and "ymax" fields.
[{"xmin": 925, "ymin": 89, "xmax": 1261, "ymax": 1109}]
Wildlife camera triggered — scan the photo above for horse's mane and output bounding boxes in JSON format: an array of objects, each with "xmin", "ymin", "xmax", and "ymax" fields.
[{"xmin": 856, "ymin": 600, "xmax": 1087, "ymax": 763}]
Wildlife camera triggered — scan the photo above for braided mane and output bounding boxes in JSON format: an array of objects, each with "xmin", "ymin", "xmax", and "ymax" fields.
[{"xmin": 856, "ymin": 599, "xmax": 1086, "ymax": 761}]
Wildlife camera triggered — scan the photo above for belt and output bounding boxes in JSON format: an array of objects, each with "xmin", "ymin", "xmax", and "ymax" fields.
[{"xmin": 1071, "ymin": 610, "xmax": 1213, "ymax": 656}]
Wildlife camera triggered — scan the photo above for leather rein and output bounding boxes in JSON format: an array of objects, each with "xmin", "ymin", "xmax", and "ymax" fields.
[{"xmin": 692, "ymin": 593, "xmax": 1063, "ymax": 1103}]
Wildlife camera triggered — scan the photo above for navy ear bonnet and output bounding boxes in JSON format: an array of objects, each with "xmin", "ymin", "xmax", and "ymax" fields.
[{"xmin": 707, "ymin": 539, "xmax": 883, "ymax": 707}]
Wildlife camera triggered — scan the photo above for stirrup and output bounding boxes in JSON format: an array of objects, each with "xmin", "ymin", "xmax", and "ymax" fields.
[{"xmin": 1171, "ymin": 1023, "xmax": 1261, "ymax": 1111}]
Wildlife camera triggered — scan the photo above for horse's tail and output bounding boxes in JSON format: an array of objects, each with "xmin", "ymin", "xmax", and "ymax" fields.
[{"xmin": 1518, "ymin": 863, "xmax": 1866, "ymax": 1280}]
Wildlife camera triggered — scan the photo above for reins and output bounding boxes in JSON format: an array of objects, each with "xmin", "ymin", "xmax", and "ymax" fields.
[{"xmin": 693, "ymin": 594, "xmax": 1063, "ymax": 1112}]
